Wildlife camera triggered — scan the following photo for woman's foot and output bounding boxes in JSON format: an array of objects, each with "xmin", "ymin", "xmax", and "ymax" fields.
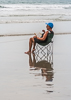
[{"xmin": 25, "ymin": 51, "xmax": 31, "ymax": 54}]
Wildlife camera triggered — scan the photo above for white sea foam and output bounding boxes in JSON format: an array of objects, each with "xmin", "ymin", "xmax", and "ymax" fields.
[
  {"xmin": 0, "ymin": 4, "xmax": 71, "ymax": 10},
  {"xmin": 0, "ymin": 4, "xmax": 71, "ymax": 23}
]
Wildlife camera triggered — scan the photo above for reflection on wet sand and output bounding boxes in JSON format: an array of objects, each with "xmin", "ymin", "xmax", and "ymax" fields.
[{"xmin": 28, "ymin": 53, "xmax": 54, "ymax": 93}]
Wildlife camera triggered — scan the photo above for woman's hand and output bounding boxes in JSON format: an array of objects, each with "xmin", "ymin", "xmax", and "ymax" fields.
[
  {"xmin": 34, "ymin": 33, "xmax": 37, "ymax": 35},
  {"xmin": 42, "ymin": 30, "xmax": 45, "ymax": 33}
]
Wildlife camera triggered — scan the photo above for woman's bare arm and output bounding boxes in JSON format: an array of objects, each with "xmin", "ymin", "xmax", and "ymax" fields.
[{"xmin": 37, "ymin": 31, "xmax": 48, "ymax": 41}]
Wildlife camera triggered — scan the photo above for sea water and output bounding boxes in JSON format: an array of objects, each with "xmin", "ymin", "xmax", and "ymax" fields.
[{"xmin": 0, "ymin": 0, "xmax": 71, "ymax": 23}]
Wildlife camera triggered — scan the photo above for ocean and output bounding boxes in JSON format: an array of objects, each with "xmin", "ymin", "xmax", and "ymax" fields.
[
  {"xmin": 0, "ymin": 0, "xmax": 71, "ymax": 4},
  {"xmin": 0, "ymin": 0, "xmax": 71, "ymax": 23}
]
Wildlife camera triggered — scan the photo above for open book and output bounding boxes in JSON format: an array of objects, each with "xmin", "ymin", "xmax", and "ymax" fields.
[{"xmin": 34, "ymin": 32, "xmax": 42, "ymax": 37}]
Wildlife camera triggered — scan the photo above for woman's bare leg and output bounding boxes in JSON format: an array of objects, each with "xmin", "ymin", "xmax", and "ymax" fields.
[
  {"xmin": 32, "ymin": 35, "xmax": 37, "ymax": 52},
  {"xmin": 32, "ymin": 42, "xmax": 36, "ymax": 53},
  {"xmin": 25, "ymin": 38, "xmax": 33, "ymax": 54},
  {"xmin": 29, "ymin": 38, "xmax": 33, "ymax": 52},
  {"xmin": 25, "ymin": 35, "xmax": 37, "ymax": 54}
]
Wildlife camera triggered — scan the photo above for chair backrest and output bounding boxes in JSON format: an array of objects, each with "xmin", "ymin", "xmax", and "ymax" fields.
[
  {"xmin": 47, "ymin": 32, "xmax": 54, "ymax": 43},
  {"xmin": 38, "ymin": 32, "xmax": 54, "ymax": 46}
]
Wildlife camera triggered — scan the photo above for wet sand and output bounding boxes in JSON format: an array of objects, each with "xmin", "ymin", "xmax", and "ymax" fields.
[
  {"xmin": 0, "ymin": 21, "xmax": 71, "ymax": 36},
  {"xmin": 0, "ymin": 34, "xmax": 71, "ymax": 100}
]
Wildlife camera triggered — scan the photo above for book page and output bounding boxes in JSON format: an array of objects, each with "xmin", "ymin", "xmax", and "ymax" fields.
[{"xmin": 34, "ymin": 32, "xmax": 42, "ymax": 37}]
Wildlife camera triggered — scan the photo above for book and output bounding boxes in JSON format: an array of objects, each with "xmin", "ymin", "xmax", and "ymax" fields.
[{"xmin": 34, "ymin": 32, "xmax": 42, "ymax": 37}]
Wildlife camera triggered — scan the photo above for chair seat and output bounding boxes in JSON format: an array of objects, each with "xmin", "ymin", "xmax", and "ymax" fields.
[
  {"xmin": 37, "ymin": 32, "xmax": 54, "ymax": 46},
  {"xmin": 37, "ymin": 40, "xmax": 53, "ymax": 46}
]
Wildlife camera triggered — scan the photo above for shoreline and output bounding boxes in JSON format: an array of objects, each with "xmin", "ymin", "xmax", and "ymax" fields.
[{"xmin": 0, "ymin": 32, "xmax": 71, "ymax": 37}]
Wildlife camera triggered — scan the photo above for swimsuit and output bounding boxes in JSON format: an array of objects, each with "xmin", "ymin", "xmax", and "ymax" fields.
[{"xmin": 34, "ymin": 31, "xmax": 54, "ymax": 43}]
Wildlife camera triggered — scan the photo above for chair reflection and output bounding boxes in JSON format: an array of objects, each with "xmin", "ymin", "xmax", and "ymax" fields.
[{"xmin": 29, "ymin": 53, "xmax": 54, "ymax": 82}]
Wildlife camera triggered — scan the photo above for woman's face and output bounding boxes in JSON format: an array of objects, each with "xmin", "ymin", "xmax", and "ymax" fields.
[{"xmin": 46, "ymin": 25, "xmax": 50, "ymax": 30}]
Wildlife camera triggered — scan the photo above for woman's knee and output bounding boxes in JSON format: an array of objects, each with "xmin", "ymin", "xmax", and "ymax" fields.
[
  {"xmin": 29, "ymin": 37, "xmax": 33, "ymax": 42},
  {"xmin": 33, "ymin": 36, "xmax": 37, "ymax": 38}
]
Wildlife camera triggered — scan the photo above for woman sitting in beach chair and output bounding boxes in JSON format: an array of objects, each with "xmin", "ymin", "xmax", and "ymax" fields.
[{"xmin": 25, "ymin": 22, "xmax": 54, "ymax": 54}]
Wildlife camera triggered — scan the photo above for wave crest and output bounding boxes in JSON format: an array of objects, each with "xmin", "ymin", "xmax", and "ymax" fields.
[{"xmin": 0, "ymin": 4, "xmax": 71, "ymax": 10}]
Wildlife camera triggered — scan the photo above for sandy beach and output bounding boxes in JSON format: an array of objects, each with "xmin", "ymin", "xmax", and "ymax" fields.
[
  {"xmin": 0, "ymin": 29, "xmax": 71, "ymax": 100},
  {"xmin": 0, "ymin": 0, "xmax": 71, "ymax": 99}
]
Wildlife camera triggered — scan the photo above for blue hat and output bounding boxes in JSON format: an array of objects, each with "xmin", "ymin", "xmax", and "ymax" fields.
[{"xmin": 45, "ymin": 22, "xmax": 54, "ymax": 28}]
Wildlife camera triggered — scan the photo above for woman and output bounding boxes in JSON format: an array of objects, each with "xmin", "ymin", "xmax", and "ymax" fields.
[{"xmin": 25, "ymin": 22, "xmax": 54, "ymax": 54}]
